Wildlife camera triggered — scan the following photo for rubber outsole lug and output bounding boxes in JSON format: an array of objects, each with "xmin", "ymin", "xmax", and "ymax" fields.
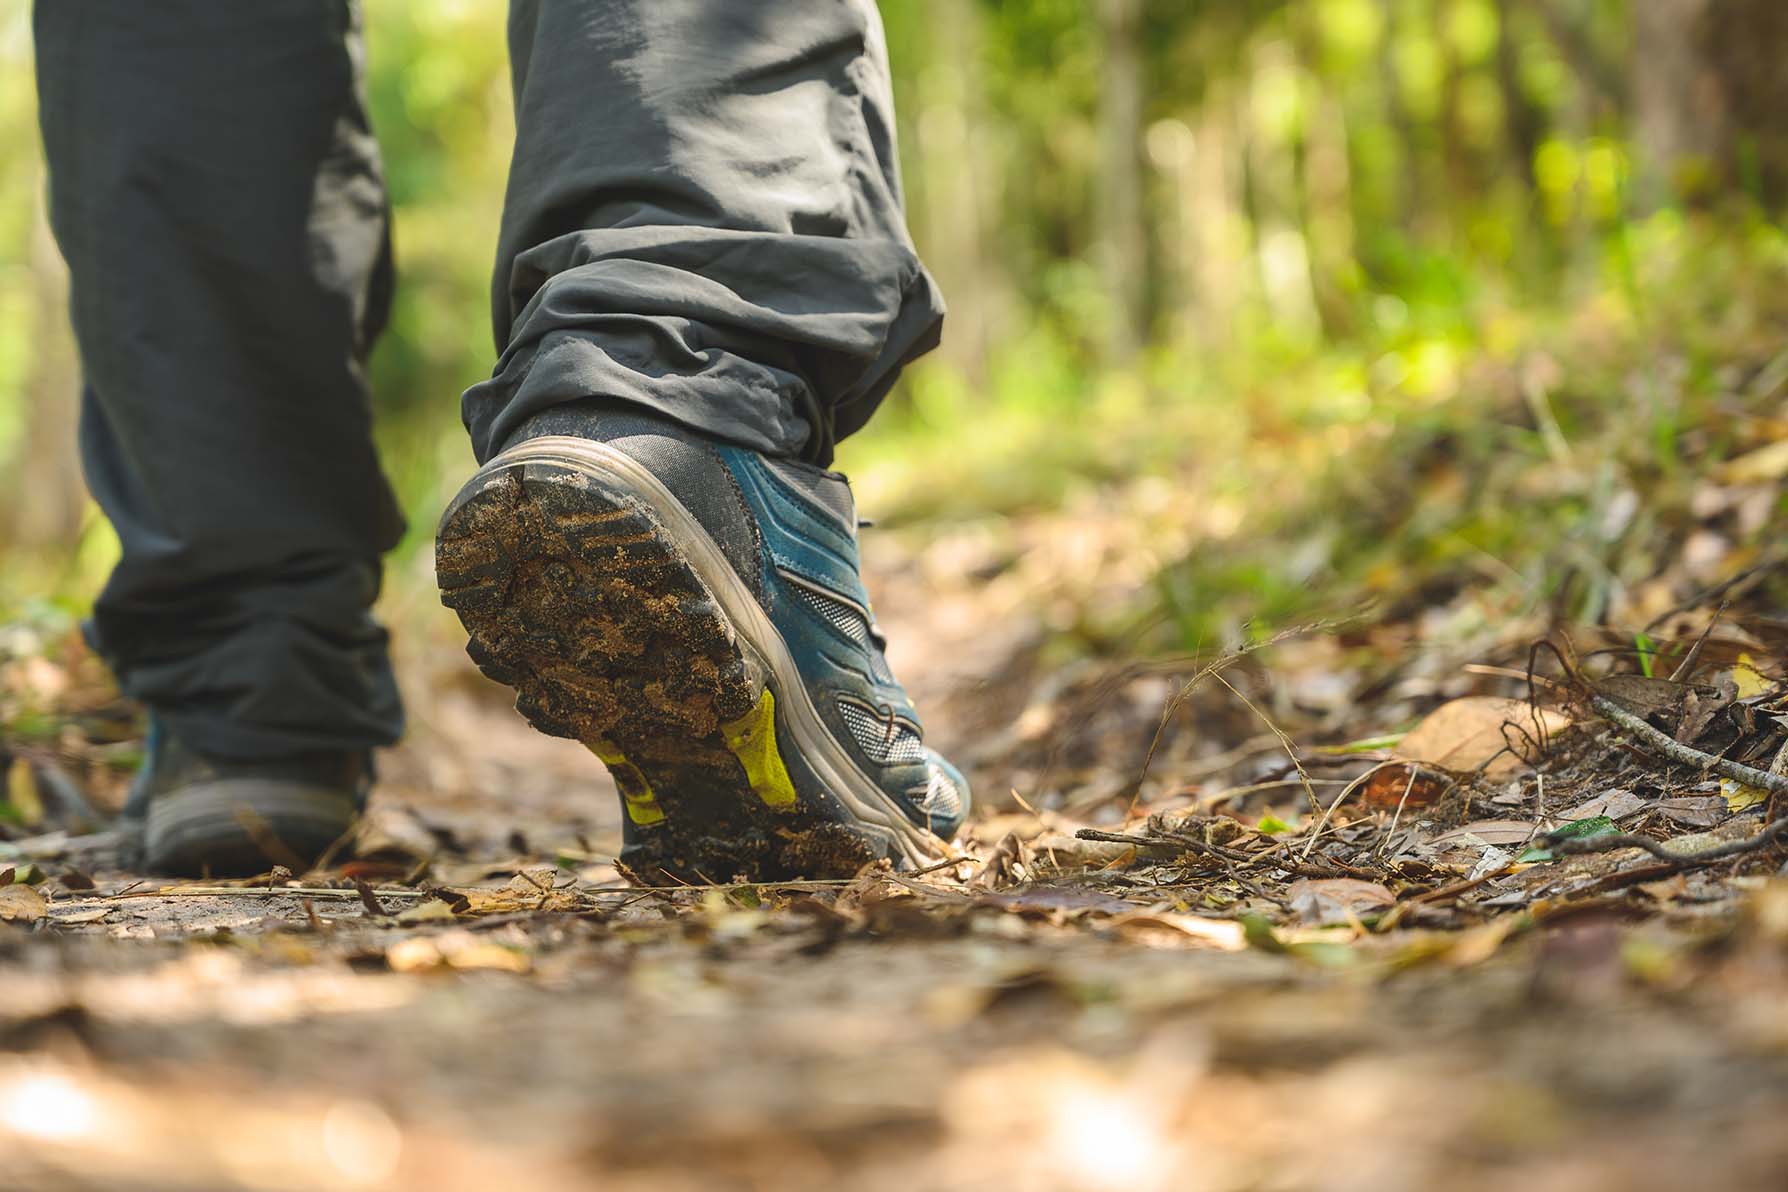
[{"xmin": 437, "ymin": 461, "xmax": 886, "ymax": 881}]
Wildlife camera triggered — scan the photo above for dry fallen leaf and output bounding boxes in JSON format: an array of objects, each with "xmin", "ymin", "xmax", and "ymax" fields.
[
  {"xmin": 1427, "ymin": 820, "xmax": 1539, "ymax": 847},
  {"xmin": 53, "ymin": 907, "xmax": 112, "ymax": 925},
  {"xmin": 1287, "ymin": 878, "xmax": 1396, "ymax": 926},
  {"xmin": 0, "ymin": 883, "xmax": 47, "ymax": 924},
  {"xmin": 1722, "ymin": 778, "xmax": 1770, "ymax": 813},
  {"xmin": 387, "ymin": 929, "xmax": 531, "ymax": 974},
  {"xmin": 396, "ymin": 898, "xmax": 458, "ymax": 925},
  {"xmin": 1395, "ymin": 696, "xmax": 1572, "ymax": 779},
  {"xmin": 1557, "ymin": 789, "xmax": 1652, "ymax": 822},
  {"xmin": 1360, "ymin": 762, "xmax": 1452, "ymax": 811},
  {"xmin": 1718, "ymin": 439, "xmax": 1788, "ymax": 485},
  {"xmin": 1731, "ymin": 653, "xmax": 1771, "ymax": 701},
  {"xmin": 1109, "ymin": 912, "xmax": 1247, "ymax": 951}
]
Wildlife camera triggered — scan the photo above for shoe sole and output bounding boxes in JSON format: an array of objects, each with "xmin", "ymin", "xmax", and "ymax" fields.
[
  {"xmin": 143, "ymin": 780, "xmax": 358, "ymax": 878},
  {"xmin": 434, "ymin": 435, "xmax": 942, "ymax": 881}
]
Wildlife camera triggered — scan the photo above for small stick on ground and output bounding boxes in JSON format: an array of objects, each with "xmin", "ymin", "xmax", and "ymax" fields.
[
  {"xmin": 1542, "ymin": 815, "xmax": 1788, "ymax": 868},
  {"xmin": 1591, "ymin": 694, "xmax": 1788, "ymax": 795},
  {"xmin": 1211, "ymin": 671, "xmax": 1322, "ymax": 818},
  {"xmin": 354, "ymin": 879, "xmax": 389, "ymax": 917}
]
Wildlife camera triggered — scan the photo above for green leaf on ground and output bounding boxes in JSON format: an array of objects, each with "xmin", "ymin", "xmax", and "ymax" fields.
[{"xmin": 1518, "ymin": 814, "xmax": 1619, "ymax": 863}]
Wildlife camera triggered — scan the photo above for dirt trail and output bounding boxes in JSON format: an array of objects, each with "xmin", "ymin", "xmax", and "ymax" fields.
[{"xmin": 5, "ymin": 506, "xmax": 1788, "ymax": 1191}]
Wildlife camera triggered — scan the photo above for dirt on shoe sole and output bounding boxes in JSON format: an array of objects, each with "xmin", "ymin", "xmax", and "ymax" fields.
[{"xmin": 436, "ymin": 457, "xmax": 892, "ymax": 882}]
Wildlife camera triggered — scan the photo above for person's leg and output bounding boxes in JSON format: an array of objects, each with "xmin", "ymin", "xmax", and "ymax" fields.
[
  {"xmin": 464, "ymin": 0, "xmax": 945, "ymax": 467},
  {"xmin": 35, "ymin": 0, "xmax": 404, "ymax": 759},
  {"xmin": 34, "ymin": 1, "xmax": 404, "ymax": 870},
  {"xmin": 439, "ymin": 0, "xmax": 966, "ymax": 881}
]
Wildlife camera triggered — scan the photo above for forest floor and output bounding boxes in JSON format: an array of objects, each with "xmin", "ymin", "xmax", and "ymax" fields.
[{"xmin": 4, "ymin": 395, "xmax": 1788, "ymax": 1190}]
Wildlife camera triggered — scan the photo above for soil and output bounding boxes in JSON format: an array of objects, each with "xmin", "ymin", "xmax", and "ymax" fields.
[{"xmin": 4, "ymin": 495, "xmax": 1788, "ymax": 1192}]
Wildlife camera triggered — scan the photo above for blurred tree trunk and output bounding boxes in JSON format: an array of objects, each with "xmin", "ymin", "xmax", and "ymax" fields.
[
  {"xmin": 1097, "ymin": 0, "xmax": 1147, "ymax": 366},
  {"xmin": 8, "ymin": 198, "xmax": 86, "ymax": 549},
  {"xmin": 1700, "ymin": 0, "xmax": 1788, "ymax": 206},
  {"xmin": 1289, "ymin": 5, "xmax": 1355, "ymax": 339},
  {"xmin": 1631, "ymin": 0, "xmax": 1724, "ymax": 208},
  {"xmin": 914, "ymin": 0, "xmax": 997, "ymax": 382},
  {"xmin": 1438, "ymin": 0, "xmax": 1475, "ymax": 217},
  {"xmin": 1377, "ymin": 0, "xmax": 1421, "ymax": 231},
  {"xmin": 1527, "ymin": 0, "xmax": 1623, "ymax": 117},
  {"xmin": 1492, "ymin": 0, "xmax": 1539, "ymax": 190},
  {"xmin": 1188, "ymin": 90, "xmax": 1247, "ymax": 347}
]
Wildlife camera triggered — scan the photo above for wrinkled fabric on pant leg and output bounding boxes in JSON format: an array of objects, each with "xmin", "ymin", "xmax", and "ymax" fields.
[
  {"xmin": 33, "ymin": 0, "xmax": 405, "ymax": 759},
  {"xmin": 466, "ymin": 0, "xmax": 945, "ymax": 467}
]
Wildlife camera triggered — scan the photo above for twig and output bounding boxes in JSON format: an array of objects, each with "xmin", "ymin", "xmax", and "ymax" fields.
[
  {"xmin": 1073, "ymin": 827, "xmax": 1345, "ymax": 880},
  {"xmin": 1300, "ymin": 760, "xmax": 1393, "ymax": 861},
  {"xmin": 1204, "ymin": 777, "xmax": 1349, "ymax": 807},
  {"xmin": 1211, "ymin": 671, "xmax": 1322, "ymax": 817},
  {"xmin": 1128, "ymin": 623, "xmax": 1334, "ymax": 802},
  {"xmin": 353, "ymin": 879, "xmax": 388, "ymax": 916},
  {"xmin": 907, "ymin": 854, "xmax": 977, "ymax": 878},
  {"xmin": 1591, "ymin": 694, "xmax": 1788, "ymax": 795},
  {"xmin": 1373, "ymin": 765, "xmax": 1421, "ymax": 865},
  {"xmin": 1643, "ymin": 552, "xmax": 1786, "ymax": 635},
  {"xmin": 1666, "ymin": 600, "xmax": 1726, "ymax": 683},
  {"xmin": 1541, "ymin": 816, "xmax": 1788, "ymax": 867},
  {"xmin": 104, "ymin": 885, "xmax": 430, "ymax": 901},
  {"xmin": 1463, "ymin": 663, "xmax": 1571, "ymax": 693}
]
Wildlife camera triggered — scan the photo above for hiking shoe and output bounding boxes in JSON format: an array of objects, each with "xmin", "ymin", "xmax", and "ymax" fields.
[
  {"xmin": 435, "ymin": 407, "xmax": 969, "ymax": 881},
  {"xmin": 127, "ymin": 719, "xmax": 369, "ymax": 877}
]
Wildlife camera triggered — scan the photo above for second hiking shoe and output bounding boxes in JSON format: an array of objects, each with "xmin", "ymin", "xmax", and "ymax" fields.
[{"xmin": 435, "ymin": 408, "xmax": 968, "ymax": 881}]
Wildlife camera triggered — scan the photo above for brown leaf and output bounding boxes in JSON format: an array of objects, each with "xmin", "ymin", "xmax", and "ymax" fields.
[
  {"xmin": 387, "ymin": 929, "xmax": 531, "ymax": 974},
  {"xmin": 1652, "ymin": 796, "xmax": 1727, "ymax": 828},
  {"xmin": 0, "ymin": 883, "xmax": 47, "ymax": 925},
  {"xmin": 1109, "ymin": 912, "xmax": 1247, "ymax": 950},
  {"xmin": 1557, "ymin": 789, "xmax": 1651, "ymax": 822},
  {"xmin": 53, "ymin": 907, "xmax": 111, "ymax": 925},
  {"xmin": 1719, "ymin": 439, "xmax": 1788, "ymax": 484},
  {"xmin": 1395, "ymin": 696, "xmax": 1572, "ymax": 778},
  {"xmin": 1360, "ymin": 762, "xmax": 1452, "ymax": 810},
  {"xmin": 1426, "ymin": 820, "xmax": 1538, "ymax": 847},
  {"xmin": 1594, "ymin": 674, "xmax": 1690, "ymax": 721},
  {"xmin": 975, "ymin": 886, "xmax": 1135, "ymax": 917},
  {"xmin": 1287, "ymin": 878, "xmax": 1396, "ymax": 926}
]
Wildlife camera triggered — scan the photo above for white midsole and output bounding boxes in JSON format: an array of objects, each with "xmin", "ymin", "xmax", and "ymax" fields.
[{"xmin": 488, "ymin": 435, "xmax": 942, "ymax": 869}]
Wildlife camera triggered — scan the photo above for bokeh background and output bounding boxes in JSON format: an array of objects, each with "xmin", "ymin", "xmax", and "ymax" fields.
[
  {"xmin": 1, "ymin": 0, "xmax": 1783, "ymax": 656},
  {"xmin": 5, "ymin": 11, "xmax": 1788, "ymax": 1188}
]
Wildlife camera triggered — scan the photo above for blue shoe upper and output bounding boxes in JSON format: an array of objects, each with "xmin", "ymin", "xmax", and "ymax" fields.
[
  {"xmin": 498, "ymin": 403, "xmax": 970, "ymax": 840},
  {"xmin": 716, "ymin": 446, "xmax": 969, "ymax": 838}
]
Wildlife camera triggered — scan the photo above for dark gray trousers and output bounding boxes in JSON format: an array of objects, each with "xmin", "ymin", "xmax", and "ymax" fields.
[{"xmin": 34, "ymin": 0, "xmax": 942, "ymax": 760}]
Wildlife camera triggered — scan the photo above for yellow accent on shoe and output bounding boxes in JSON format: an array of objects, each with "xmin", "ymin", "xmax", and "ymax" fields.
[
  {"xmin": 587, "ymin": 739, "xmax": 666, "ymax": 826},
  {"xmin": 720, "ymin": 688, "xmax": 798, "ymax": 808}
]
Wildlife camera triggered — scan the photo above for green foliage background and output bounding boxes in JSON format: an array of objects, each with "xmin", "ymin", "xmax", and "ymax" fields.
[{"xmin": 0, "ymin": 0, "xmax": 1782, "ymax": 649}]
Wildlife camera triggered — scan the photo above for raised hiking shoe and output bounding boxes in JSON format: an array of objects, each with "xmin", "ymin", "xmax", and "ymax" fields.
[
  {"xmin": 434, "ymin": 407, "xmax": 969, "ymax": 881},
  {"xmin": 127, "ymin": 719, "xmax": 369, "ymax": 877}
]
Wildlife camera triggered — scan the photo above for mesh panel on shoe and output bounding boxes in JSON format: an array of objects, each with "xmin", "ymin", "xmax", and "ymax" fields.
[
  {"xmin": 790, "ymin": 582, "xmax": 872, "ymax": 649},
  {"xmin": 867, "ymin": 649, "xmax": 896, "ymax": 686},
  {"xmin": 788, "ymin": 580, "xmax": 898, "ymax": 684},
  {"xmin": 836, "ymin": 697, "xmax": 927, "ymax": 766},
  {"xmin": 916, "ymin": 763, "xmax": 964, "ymax": 823}
]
